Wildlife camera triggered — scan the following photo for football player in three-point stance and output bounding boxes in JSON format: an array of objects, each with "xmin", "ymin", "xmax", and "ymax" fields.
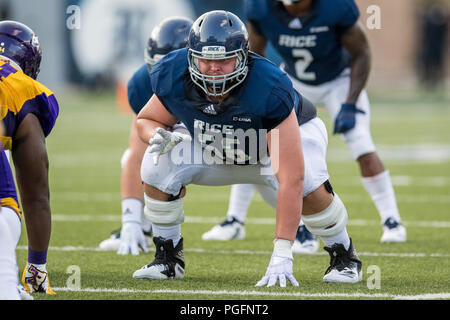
[
  {"xmin": 203, "ymin": 0, "xmax": 406, "ymax": 248},
  {"xmin": 0, "ymin": 20, "xmax": 59, "ymax": 295},
  {"xmin": 98, "ymin": 17, "xmax": 193, "ymax": 255},
  {"xmin": 133, "ymin": 10, "xmax": 362, "ymax": 285}
]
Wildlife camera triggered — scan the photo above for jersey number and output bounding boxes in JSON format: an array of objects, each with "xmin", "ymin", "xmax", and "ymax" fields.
[
  {"xmin": 198, "ymin": 133, "xmax": 249, "ymax": 163},
  {"xmin": 292, "ymin": 49, "xmax": 316, "ymax": 81}
]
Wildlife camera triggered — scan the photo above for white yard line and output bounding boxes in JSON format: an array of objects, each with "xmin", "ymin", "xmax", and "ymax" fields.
[
  {"xmin": 327, "ymin": 144, "xmax": 450, "ymax": 163},
  {"xmin": 50, "ymin": 286, "xmax": 450, "ymax": 300},
  {"xmin": 50, "ymin": 214, "xmax": 450, "ymax": 228},
  {"xmin": 15, "ymin": 245, "xmax": 450, "ymax": 258},
  {"xmin": 50, "ymin": 192, "xmax": 450, "ymax": 204}
]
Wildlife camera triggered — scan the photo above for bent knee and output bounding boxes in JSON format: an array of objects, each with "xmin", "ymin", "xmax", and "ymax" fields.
[
  {"xmin": 302, "ymin": 193, "xmax": 348, "ymax": 237},
  {"xmin": 143, "ymin": 193, "xmax": 184, "ymax": 225}
]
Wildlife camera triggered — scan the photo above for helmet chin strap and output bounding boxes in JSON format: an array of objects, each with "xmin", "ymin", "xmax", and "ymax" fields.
[{"xmin": 0, "ymin": 55, "xmax": 23, "ymax": 73}]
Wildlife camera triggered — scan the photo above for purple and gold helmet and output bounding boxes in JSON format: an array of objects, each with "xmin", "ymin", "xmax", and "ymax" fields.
[{"xmin": 0, "ymin": 20, "xmax": 42, "ymax": 79}]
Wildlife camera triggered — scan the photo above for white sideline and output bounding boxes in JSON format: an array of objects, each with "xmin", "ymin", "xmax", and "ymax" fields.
[
  {"xmin": 15, "ymin": 245, "xmax": 450, "ymax": 258},
  {"xmin": 50, "ymin": 287, "xmax": 450, "ymax": 300}
]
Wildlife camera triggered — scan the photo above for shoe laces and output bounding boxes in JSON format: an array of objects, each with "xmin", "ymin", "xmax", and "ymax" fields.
[
  {"xmin": 149, "ymin": 238, "xmax": 173, "ymax": 267},
  {"xmin": 324, "ymin": 243, "xmax": 351, "ymax": 274},
  {"xmin": 384, "ymin": 217, "xmax": 400, "ymax": 229},
  {"xmin": 220, "ymin": 217, "xmax": 243, "ymax": 227}
]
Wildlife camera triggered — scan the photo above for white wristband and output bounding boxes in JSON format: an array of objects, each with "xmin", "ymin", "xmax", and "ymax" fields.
[
  {"xmin": 273, "ymin": 238, "xmax": 293, "ymax": 259},
  {"xmin": 121, "ymin": 198, "xmax": 143, "ymax": 224}
]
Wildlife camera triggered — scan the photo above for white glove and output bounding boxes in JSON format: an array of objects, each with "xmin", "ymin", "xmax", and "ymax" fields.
[
  {"xmin": 117, "ymin": 222, "xmax": 148, "ymax": 255},
  {"xmin": 149, "ymin": 127, "xmax": 192, "ymax": 165},
  {"xmin": 17, "ymin": 285, "xmax": 34, "ymax": 300},
  {"xmin": 22, "ymin": 263, "xmax": 56, "ymax": 294},
  {"xmin": 255, "ymin": 239, "xmax": 299, "ymax": 287}
]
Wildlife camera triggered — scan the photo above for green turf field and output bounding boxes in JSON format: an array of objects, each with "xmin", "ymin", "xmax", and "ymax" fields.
[{"xmin": 15, "ymin": 88, "xmax": 450, "ymax": 301}]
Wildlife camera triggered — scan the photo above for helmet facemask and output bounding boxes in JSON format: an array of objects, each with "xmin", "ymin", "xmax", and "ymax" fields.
[
  {"xmin": 144, "ymin": 17, "xmax": 193, "ymax": 76},
  {"xmin": 144, "ymin": 50, "xmax": 165, "ymax": 74},
  {"xmin": 188, "ymin": 46, "xmax": 248, "ymax": 97}
]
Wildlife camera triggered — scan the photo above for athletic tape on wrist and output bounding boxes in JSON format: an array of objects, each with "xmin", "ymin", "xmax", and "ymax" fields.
[{"xmin": 273, "ymin": 238, "xmax": 293, "ymax": 259}]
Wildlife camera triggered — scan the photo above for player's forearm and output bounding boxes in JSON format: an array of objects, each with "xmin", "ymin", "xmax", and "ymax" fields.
[
  {"xmin": 247, "ymin": 21, "xmax": 268, "ymax": 56},
  {"xmin": 16, "ymin": 160, "xmax": 51, "ymax": 251},
  {"xmin": 22, "ymin": 197, "xmax": 51, "ymax": 251},
  {"xmin": 275, "ymin": 182, "xmax": 303, "ymax": 242},
  {"xmin": 136, "ymin": 118, "xmax": 169, "ymax": 144},
  {"xmin": 346, "ymin": 47, "xmax": 371, "ymax": 104},
  {"xmin": 11, "ymin": 122, "xmax": 52, "ymax": 252}
]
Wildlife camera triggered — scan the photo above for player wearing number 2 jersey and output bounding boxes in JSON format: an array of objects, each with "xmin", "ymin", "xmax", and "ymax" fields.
[{"xmin": 203, "ymin": 0, "xmax": 406, "ymax": 247}]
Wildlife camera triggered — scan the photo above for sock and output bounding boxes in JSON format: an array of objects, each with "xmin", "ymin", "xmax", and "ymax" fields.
[
  {"xmin": 361, "ymin": 170, "xmax": 401, "ymax": 224},
  {"xmin": 226, "ymin": 184, "xmax": 255, "ymax": 223},
  {"xmin": 321, "ymin": 229, "xmax": 351, "ymax": 250},
  {"xmin": 121, "ymin": 198, "xmax": 143, "ymax": 224},
  {"xmin": 152, "ymin": 224, "xmax": 181, "ymax": 247}
]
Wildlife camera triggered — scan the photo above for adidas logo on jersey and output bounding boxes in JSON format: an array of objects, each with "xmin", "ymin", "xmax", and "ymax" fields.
[
  {"xmin": 202, "ymin": 104, "xmax": 218, "ymax": 115},
  {"xmin": 288, "ymin": 18, "xmax": 302, "ymax": 29}
]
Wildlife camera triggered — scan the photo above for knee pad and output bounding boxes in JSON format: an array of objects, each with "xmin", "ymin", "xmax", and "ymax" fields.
[
  {"xmin": 302, "ymin": 193, "xmax": 348, "ymax": 237},
  {"xmin": 143, "ymin": 193, "xmax": 184, "ymax": 225}
]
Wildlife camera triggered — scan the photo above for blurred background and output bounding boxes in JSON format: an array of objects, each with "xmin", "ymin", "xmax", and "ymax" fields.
[
  {"xmin": 0, "ymin": 0, "xmax": 448, "ymax": 99},
  {"xmin": 5, "ymin": 2, "xmax": 450, "ymax": 298}
]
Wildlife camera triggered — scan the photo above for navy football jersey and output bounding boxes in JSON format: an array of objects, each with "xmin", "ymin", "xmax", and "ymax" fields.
[
  {"xmin": 150, "ymin": 48, "xmax": 316, "ymax": 164},
  {"xmin": 245, "ymin": 0, "xmax": 359, "ymax": 85},
  {"xmin": 127, "ymin": 64, "xmax": 154, "ymax": 114}
]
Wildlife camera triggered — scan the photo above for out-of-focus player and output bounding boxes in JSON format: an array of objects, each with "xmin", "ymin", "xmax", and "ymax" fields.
[
  {"xmin": 0, "ymin": 20, "xmax": 59, "ymax": 295},
  {"xmin": 98, "ymin": 17, "xmax": 193, "ymax": 255},
  {"xmin": 203, "ymin": 0, "xmax": 406, "ymax": 248}
]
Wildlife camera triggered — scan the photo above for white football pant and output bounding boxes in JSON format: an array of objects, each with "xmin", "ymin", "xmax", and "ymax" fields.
[
  {"xmin": 141, "ymin": 118, "xmax": 330, "ymax": 201},
  {"xmin": 0, "ymin": 207, "xmax": 21, "ymax": 300},
  {"xmin": 286, "ymin": 67, "xmax": 376, "ymax": 160}
]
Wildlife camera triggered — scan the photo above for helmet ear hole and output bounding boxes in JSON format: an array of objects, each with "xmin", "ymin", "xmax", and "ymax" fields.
[{"xmin": 229, "ymin": 19, "xmax": 233, "ymax": 27}]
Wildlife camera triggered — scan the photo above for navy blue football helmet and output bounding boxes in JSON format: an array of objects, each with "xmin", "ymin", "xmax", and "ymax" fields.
[
  {"xmin": 0, "ymin": 20, "xmax": 42, "ymax": 79},
  {"xmin": 145, "ymin": 16, "xmax": 193, "ymax": 73},
  {"xmin": 187, "ymin": 10, "xmax": 249, "ymax": 97}
]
